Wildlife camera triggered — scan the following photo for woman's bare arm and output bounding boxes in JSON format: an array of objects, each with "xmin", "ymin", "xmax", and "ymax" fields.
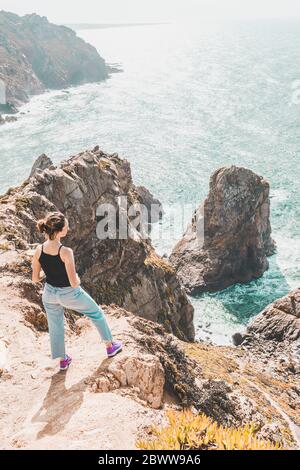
[
  {"xmin": 32, "ymin": 245, "xmax": 44, "ymax": 283},
  {"xmin": 61, "ymin": 247, "xmax": 80, "ymax": 288}
]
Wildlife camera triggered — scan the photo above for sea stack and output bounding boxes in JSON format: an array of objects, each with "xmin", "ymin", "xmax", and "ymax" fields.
[{"xmin": 169, "ymin": 166, "xmax": 276, "ymax": 294}]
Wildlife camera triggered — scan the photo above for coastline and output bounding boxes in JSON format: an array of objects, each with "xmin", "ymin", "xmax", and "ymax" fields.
[{"xmin": 0, "ymin": 18, "xmax": 299, "ymax": 347}]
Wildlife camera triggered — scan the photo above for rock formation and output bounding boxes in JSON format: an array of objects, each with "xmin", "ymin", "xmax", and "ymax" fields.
[
  {"xmin": 169, "ymin": 166, "xmax": 276, "ymax": 294},
  {"xmin": 0, "ymin": 114, "xmax": 17, "ymax": 125},
  {"xmin": 3, "ymin": 115, "xmax": 17, "ymax": 123},
  {"xmin": 236, "ymin": 287, "xmax": 300, "ymax": 365},
  {"xmin": 0, "ymin": 147, "xmax": 194, "ymax": 341},
  {"xmin": 247, "ymin": 288, "xmax": 300, "ymax": 342},
  {"xmin": 0, "ymin": 150, "xmax": 299, "ymax": 448},
  {"xmin": 29, "ymin": 154, "xmax": 54, "ymax": 177},
  {"xmin": 230, "ymin": 289, "xmax": 300, "ymax": 447},
  {"xmin": 135, "ymin": 185, "xmax": 164, "ymax": 224},
  {"xmin": 0, "ymin": 11, "xmax": 108, "ymax": 109}
]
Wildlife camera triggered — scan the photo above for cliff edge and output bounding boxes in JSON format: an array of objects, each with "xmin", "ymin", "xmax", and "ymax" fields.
[
  {"xmin": 0, "ymin": 11, "xmax": 108, "ymax": 110},
  {"xmin": 0, "ymin": 146, "xmax": 194, "ymax": 341},
  {"xmin": 0, "ymin": 150, "xmax": 299, "ymax": 449}
]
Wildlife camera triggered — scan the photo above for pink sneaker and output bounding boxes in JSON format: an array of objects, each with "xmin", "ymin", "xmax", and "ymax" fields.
[
  {"xmin": 60, "ymin": 354, "xmax": 72, "ymax": 371},
  {"xmin": 106, "ymin": 341, "xmax": 122, "ymax": 358}
]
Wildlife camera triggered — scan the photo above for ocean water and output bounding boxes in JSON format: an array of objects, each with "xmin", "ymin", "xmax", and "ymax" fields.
[{"xmin": 0, "ymin": 20, "xmax": 299, "ymax": 344}]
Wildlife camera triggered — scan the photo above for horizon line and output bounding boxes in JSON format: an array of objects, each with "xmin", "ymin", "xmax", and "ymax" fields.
[{"xmin": 65, "ymin": 21, "xmax": 171, "ymax": 30}]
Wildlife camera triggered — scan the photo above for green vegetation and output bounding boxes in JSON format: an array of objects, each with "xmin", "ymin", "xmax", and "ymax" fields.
[{"xmin": 137, "ymin": 409, "xmax": 281, "ymax": 450}]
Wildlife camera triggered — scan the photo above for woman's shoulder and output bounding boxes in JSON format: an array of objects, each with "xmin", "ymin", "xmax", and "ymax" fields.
[
  {"xmin": 60, "ymin": 245, "xmax": 73, "ymax": 260},
  {"xmin": 34, "ymin": 243, "xmax": 43, "ymax": 257},
  {"xmin": 60, "ymin": 245, "xmax": 73, "ymax": 253}
]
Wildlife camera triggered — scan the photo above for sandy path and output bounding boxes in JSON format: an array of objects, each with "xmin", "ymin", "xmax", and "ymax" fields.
[{"xmin": 0, "ymin": 287, "xmax": 164, "ymax": 450}]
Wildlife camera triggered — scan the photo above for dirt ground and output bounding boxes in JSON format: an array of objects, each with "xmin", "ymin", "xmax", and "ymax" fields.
[{"xmin": 0, "ymin": 284, "xmax": 165, "ymax": 450}]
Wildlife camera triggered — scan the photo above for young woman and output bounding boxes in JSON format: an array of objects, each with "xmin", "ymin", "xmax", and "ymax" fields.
[{"xmin": 32, "ymin": 211, "xmax": 122, "ymax": 371}]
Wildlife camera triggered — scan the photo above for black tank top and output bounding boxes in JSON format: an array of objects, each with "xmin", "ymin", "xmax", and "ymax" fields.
[{"xmin": 39, "ymin": 243, "xmax": 71, "ymax": 287}]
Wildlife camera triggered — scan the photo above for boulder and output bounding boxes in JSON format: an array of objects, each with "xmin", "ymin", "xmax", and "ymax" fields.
[
  {"xmin": 170, "ymin": 166, "xmax": 276, "ymax": 294},
  {"xmin": 247, "ymin": 288, "xmax": 300, "ymax": 342},
  {"xmin": 232, "ymin": 332, "xmax": 245, "ymax": 346},
  {"xmin": 90, "ymin": 352, "xmax": 165, "ymax": 409}
]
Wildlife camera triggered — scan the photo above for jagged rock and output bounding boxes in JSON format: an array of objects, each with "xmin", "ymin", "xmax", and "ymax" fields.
[
  {"xmin": 259, "ymin": 423, "xmax": 285, "ymax": 446},
  {"xmin": 4, "ymin": 116, "xmax": 17, "ymax": 123},
  {"xmin": 232, "ymin": 288, "xmax": 300, "ymax": 437},
  {"xmin": 90, "ymin": 352, "xmax": 165, "ymax": 409},
  {"xmin": 23, "ymin": 304, "xmax": 48, "ymax": 332},
  {"xmin": 30, "ymin": 154, "xmax": 53, "ymax": 177},
  {"xmin": 170, "ymin": 166, "xmax": 276, "ymax": 294},
  {"xmin": 0, "ymin": 11, "xmax": 108, "ymax": 109},
  {"xmin": 129, "ymin": 314, "xmax": 243, "ymax": 425},
  {"xmin": 108, "ymin": 353, "xmax": 165, "ymax": 409},
  {"xmin": 18, "ymin": 279, "xmax": 43, "ymax": 306},
  {"xmin": 90, "ymin": 372, "xmax": 121, "ymax": 393},
  {"xmin": 247, "ymin": 288, "xmax": 300, "ymax": 343},
  {"xmin": 135, "ymin": 185, "xmax": 164, "ymax": 223},
  {"xmin": 0, "ymin": 147, "xmax": 194, "ymax": 341}
]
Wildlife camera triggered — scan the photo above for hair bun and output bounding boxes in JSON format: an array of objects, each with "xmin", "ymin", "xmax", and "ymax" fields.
[
  {"xmin": 37, "ymin": 219, "xmax": 47, "ymax": 233},
  {"xmin": 36, "ymin": 212, "xmax": 66, "ymax": 240}
]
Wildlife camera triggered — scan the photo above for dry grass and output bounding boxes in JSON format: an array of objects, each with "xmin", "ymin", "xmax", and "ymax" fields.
[
  {"xmin": 144, "ymin": 252, "xmax": 175, "ymax": 274},
  {"xmin": 183, "ymin": 342, "xmax": 297, "ymax": 446},
  {"xmin": 183, "ymin": 343, "xmax": 239, "ymax": 382}
]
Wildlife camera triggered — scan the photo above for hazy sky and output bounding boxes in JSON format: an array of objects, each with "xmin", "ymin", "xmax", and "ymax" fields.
[{"xmin": 0, "ymin": 0, "xmax": 300, "ymax": 23}]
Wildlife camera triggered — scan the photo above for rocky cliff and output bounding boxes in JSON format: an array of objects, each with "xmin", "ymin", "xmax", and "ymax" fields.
[
  {"xmin": 0, "ymin": 150, "xmax": 299, "ymax": 449},
  {"xmin": 0, "ymin": 146, "xmax": 194, "ymax": 341},
  {"xmin": 0, "ymin": 260, "xmax": 299, "ymax": 449},
  {"xmin": 170, "ymin": 166, "xmax": 276, "ymax": 294},
  {"xmin": 0, "ymin": 11, "xmax": 108, "ymax": 110}
]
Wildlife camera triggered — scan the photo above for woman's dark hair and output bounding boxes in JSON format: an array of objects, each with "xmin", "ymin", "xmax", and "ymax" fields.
[{"xmin": 37, "ymin": 212, "xmax": 66, "ymax": 240}]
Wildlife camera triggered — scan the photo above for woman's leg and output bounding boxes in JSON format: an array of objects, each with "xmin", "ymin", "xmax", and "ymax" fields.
[
  {"xmin": 59, "ymin": 287, "xmax": 113, "ymax": 343},
  {"xmin": 43, "ymin": 301, "xmax": 66, "ymax": 359}
]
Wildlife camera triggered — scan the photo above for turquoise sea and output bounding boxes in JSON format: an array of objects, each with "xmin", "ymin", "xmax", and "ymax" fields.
[{"xmin": 0, "ymin": 20, "xmax": 299, "ymax": 344}]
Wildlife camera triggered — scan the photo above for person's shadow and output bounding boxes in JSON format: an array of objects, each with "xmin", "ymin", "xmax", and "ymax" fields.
[
  {"xmin": 31, "ymin": 358, "xmax": 112, "ymax": 440},
  {"xmin": 31, "ymin": 371, "xmax": 87, "ymax": 439}
]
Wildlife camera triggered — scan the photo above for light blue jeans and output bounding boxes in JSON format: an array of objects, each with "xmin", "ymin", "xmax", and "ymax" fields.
[{"xmin": 42, "ymin": 283, "xmax": 113, "ymax": 359}]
